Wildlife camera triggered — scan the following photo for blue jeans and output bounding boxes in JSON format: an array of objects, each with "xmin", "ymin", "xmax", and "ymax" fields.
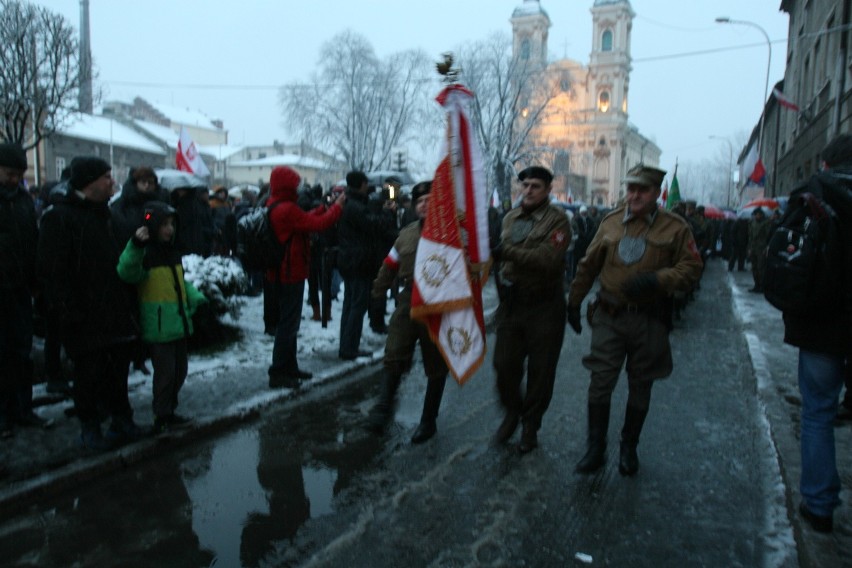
[
  {"xmin": 798, "ymin": 349, "xmax": 844, "ymax": 516},
  {"xmin": 339, "ymin": 275, "xmax": 370, "ymax": 358}
]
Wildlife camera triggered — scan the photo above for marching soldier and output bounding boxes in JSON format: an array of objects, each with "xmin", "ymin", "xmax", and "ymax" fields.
[{"xmin": 567, "ymin": 164, "xmax": 702, "ymax": 476}]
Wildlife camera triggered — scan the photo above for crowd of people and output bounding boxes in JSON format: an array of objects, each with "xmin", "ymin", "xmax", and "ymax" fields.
[{"xmin": 2, "ymin": 138, "xmax": 850, "ymax": 535}]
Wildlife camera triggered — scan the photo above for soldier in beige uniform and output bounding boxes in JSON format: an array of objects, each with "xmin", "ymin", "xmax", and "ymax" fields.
[
  {"xmin": 567, "ymin": 164, "xmax": 702, "ymax": 476},
  {"xmin": 365, "ymin": 182, "xmax": 450, "ymax": 444},
  {"xmin": 492, "ymin": 166, "xmax": 572, "ymax": 453}
]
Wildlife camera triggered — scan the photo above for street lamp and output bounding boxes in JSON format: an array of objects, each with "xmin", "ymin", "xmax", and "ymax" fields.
[
  {"xmin": 715, "ymin": 17, "xmax": 772, "ymax": 156},
  {"xmin": 709, "ymin": 135, "xmax": 734, "ymax": 208}
]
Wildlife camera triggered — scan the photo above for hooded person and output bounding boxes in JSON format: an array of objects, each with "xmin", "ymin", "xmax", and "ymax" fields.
[
  {"xmin": 265, "ymin": 166, "xmax": 346, "ymax": 389},
  {"xmin": 0, "ymin": 143, "xmax": 49, "ymax": 435},
  {"xmin": 117, "ymin": 200, "xmax": 207, "ymax": 433},
  {"xmin": 111, "ymin": 166, "xmax": 169, "ymax": 250}
]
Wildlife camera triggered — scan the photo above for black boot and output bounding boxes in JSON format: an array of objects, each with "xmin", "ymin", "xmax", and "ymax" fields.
[
  {"xmin": 619, "ymin": 405, "xmax": 649, "ymax": 476},
  {"xmin": 411, "ymin": 376, "xmax": 446, "ymax": 444},
  {"xmin": 366, "ymin": 370, "xmax": 402, "ymax": 434},
  {"xmin": 575, "ymin": 403, "xmax": 610, "ymax": 473}
]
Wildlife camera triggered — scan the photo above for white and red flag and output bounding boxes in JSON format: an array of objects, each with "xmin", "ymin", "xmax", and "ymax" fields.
[
  {"xmin": 176, "ymin": 126, "xmax": 210, "ymax": 177},
  {"xmin": 410, "ymin": 84, "xmax": 490, "ymax": 385},
  {"xmin": 772, "ymin": 88, "xmax": 800, "ymax": 112}
]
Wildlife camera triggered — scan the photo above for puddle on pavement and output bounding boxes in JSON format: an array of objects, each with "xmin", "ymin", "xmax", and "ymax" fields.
[{"xmin": 0, "ymin": 376, "xmax": 387, "ymax": 567}]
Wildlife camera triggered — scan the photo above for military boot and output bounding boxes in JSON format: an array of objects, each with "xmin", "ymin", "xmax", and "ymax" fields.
[
  {"xmin": 411, "ymin": 375, "xmax": 447, "ymax": 444},
  {"xmin": 618, "ymin": 405, "xmax": 649, "ymax": 476},
  {"xmin": 366, "ymin": 370, "xmax": 402, "ymax": 434},
  {"xmin": 575, "ymin": 403, "xmax": 610, "ymax": 473}
]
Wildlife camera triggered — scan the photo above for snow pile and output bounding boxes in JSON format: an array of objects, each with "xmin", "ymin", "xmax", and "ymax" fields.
[{"xmin": 183, "ymin": 254, "xmax": 247, "ymax": 317}]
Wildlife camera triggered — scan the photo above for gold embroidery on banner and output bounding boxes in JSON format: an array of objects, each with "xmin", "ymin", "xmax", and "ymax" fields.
[
  {"xmin": 420, "ymin": 254, "xmax": 451, "ymax": 288},
  {"xmin": 446, "ymin": 326, "xmax": 473, "ymax": 357}
]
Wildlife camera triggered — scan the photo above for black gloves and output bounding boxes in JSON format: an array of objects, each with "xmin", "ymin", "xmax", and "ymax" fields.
[
  {"xmin": 567, "ymin": 304, "xmax": 582, "ymax": 335},
  {"xmin": 621, "ymin": 272, "xmax": 659, "ymax": 301}
]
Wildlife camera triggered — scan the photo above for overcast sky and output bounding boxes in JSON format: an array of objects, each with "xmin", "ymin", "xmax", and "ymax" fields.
[{"xmin": 33, "ymin": 0, "xmax": 789, "ymax": 176}]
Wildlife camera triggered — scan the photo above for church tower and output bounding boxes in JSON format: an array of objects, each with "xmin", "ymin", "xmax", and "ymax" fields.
[
  {"xmin": 588, "ymin": 0, "xmax": 633, "ymax": 120},
  {"xmin": 510, "ymin": 0, "xmax": 551, "ymax": 70}
]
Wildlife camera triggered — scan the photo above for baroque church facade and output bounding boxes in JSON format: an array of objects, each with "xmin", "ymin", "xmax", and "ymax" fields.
[{"xmin": 511, "ymin": 0, "xmax": 660, "ymax": 206}]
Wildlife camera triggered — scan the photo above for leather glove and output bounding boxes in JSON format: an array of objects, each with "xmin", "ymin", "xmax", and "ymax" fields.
[
  {"xmin": 566, "ymin": 304, "xmax": 582, "ymax": 335},
  {"xmin": 621, "ymin": 272, "xmax": 659, "ymax": 301}
]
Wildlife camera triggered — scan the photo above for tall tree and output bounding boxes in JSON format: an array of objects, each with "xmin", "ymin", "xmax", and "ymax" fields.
[
  {"xmin": 0, "ymin": 0, "xmax": 82, "ymax": 149},
  {"xmin": 455, "ymin": 32, "xmax": 557, "ymax": 206},
  {"xmin": 279, "ymin": 30, "xmax": 431, "ymax": 172}
]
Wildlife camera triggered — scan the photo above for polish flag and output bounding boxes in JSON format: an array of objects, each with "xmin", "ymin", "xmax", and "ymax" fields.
[
  {"xmin": 176, "ymin": 126, "xmax": 210, "ymax": 177},
  {"xmin": 410, "ymin": 84, "xmax": 489, "ymax": 385},
  {"xmin": 773, "ymin": 88, "xmax": 800, "ymax": 112}
]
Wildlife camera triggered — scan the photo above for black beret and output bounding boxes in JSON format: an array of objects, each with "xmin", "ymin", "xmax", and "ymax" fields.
[
  {"xmin": 411, "ymin": 181, "xmax": 432, "ymax": 203},
  {"xmin": 0, "ymin": 143, "xmax": 27, "ymax": 170},
  {"xmin": 518, "ymin": 166, "xmax": 553, "ymax": 184}
]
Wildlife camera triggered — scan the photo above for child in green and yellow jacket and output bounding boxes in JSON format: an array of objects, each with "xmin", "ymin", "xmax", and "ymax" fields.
[{"xmin": 117, "ymin": 202, "xmax": 206, "ymax": 433}]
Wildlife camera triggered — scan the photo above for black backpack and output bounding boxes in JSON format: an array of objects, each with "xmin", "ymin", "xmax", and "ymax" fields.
[
  {"xmin": 763, "ymin": 179, "xmax": 842, "ymax": 315},
  {"xmin": 236, "ymin": 202, "xmax": 290, "ymax": 271}
]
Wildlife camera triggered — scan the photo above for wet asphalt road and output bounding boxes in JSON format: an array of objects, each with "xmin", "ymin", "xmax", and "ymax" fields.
[{"xmin": 0, "ymin": 261, "xmax": 797, "ymax": 567}]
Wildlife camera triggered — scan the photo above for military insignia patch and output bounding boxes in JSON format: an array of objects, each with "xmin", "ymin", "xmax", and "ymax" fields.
[{"xmin": 551, "ymin": 230, "xmax": 567, "ymax": 247}]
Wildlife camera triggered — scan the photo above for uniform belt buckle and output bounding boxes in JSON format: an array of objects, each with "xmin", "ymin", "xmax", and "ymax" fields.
[{"xmin": 625, "ymin": 303, "xmax": 640, "ymax": 314}]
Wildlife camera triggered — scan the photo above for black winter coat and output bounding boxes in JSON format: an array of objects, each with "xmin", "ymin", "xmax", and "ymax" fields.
[
  {"xmin": 336, "ymin": 190, "xmax": 396, "ymax": 279},
  {"xmin": 0, "ymin": 185, "xmax": 37, "ymax": 290},
  {"xmin": 171, "ymin": 188, "xmax": 214, "ymax": 257},
  {"xmin": 110, "ymin": 176, "xmax": 169, "ymax": 250},
  {"xmin": 37, "ymin": 191, "xmax": 138, "ymax": 357},
  {"xmin": 782, "ymin": 168, "xmax": 852, "ymax": 357}
]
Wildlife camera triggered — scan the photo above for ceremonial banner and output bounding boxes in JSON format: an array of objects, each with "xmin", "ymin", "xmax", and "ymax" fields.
[
  {"xmin": 176, "ymin": 126, "xmax": 210, "ymax": 177},
  {"xmin": 411, "ymin": 84, "xmax": 489, "ymax": 385}
]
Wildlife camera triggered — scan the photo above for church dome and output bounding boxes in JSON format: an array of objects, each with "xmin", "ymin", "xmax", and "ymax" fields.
[{"xmin": 512, "ymin": 0, "xmax": 549, "ymax": 19}]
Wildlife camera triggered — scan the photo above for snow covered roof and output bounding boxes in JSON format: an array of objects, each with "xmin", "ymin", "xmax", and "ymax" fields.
[
  {"xmin": 230, "ymin": 153, "xmax": 330, "ymax": 170},
  {"xmin": 197, "ymin": 144, "xmax": 245, "ymax": 160},
  {"xmin": 512, "ymin": 0, "xmax": 549, "ymax": 19},
  {"xmin": 146, "ymin": 100, "xmax": 221, "ymax": 129},
  {"xmin": 132, "ymin": 119, "xmax": 179, "ymax": 149},
  {"xmin": 60, "ymin": 114, "xmax": 166, "ymax": 154}
]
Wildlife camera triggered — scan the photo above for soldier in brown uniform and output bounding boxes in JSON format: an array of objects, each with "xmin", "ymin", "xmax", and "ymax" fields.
[
  {"xmin": 365, "ymin": 181, "xmax": 450, "ymax": 444},
  {"xmin": 567, "ymin": 164, "xmax": 702, "ymax": 476},
  {"xmin": 492, "ymin": 166, "xmax": 572, "ymax": 453}
]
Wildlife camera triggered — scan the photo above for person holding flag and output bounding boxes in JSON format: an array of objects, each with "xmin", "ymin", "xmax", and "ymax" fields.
[
  {"xmin": 365, "ymin": 181, "xmax": 450, "ymax": 443},
  {"xmin": 491, "ymin": 166, "xmax": 572, "ymax": 454}
]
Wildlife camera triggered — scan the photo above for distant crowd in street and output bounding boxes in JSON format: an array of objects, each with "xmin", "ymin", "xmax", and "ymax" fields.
[{"xmin": 2, "ymin": 137, "xmax": 851, "ymax": 537}]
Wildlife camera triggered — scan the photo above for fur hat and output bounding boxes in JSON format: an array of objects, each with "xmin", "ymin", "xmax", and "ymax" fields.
[
  {"xmin": 0, "ymin": 143, "xmax": 27, "ymax": 170},
  {"xmin": 270, "ymin": 166, "xmax": 301, "ymax": 195},
  {"xmin": 70, "ymin": 157, "xmax": 111, "ymax": 190}
]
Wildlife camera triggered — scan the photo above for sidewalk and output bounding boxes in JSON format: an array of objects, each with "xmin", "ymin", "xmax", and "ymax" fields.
[
  {"xmin": 726, "ymin": 262, "xmax": 851, "ymax": 567},
  {"xmin": 0, "ymin": 280, "xmax": 501, "ymax": 516}
]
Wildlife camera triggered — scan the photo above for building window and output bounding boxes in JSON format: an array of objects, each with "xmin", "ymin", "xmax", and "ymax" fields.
[
  {"xmin": 602, "ymin": 29, "xmax": 613, "ymax": 52},
  {"xmin": 55, "ymin": 157, "xmax": 65, "ymax": 180},
  {"xmin": 622, "ymin": 90, "xmax": 628, "ymax": 113},
  {"xmin": 521, "ymin": 38, "xmax": 530, "ymax": 60},
  {"xmin": 598, "ymin": 91, "xmax": 610, "ymax": 113}
]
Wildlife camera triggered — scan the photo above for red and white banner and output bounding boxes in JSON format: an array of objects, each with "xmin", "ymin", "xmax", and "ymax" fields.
[
  {"xmin": 411, "ymin": 84, "xmax": 489, "ymax": 385},
  {"xmin": 176, "ymin": 126, "xmax": 210, "ymax": 177},
  {"xmin": 772, "ymin": 88, "xmax": 800, "ymax": 112}
]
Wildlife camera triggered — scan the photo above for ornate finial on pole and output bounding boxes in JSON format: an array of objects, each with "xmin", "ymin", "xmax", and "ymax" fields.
[{"xmin": 435, "ymin": 52, "xmax": 460, "ymax": 83}]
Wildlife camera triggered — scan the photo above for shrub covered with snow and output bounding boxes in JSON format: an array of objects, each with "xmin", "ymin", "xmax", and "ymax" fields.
[{"xmin": 182, "ymin": 254, "xmax": 248, "ymax": 318}]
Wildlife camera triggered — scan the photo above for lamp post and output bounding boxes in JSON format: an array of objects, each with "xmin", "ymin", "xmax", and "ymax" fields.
[
  {"xmin": 709, "ymin": 135, "xmax": 733, "ymax": 208},
  {"xmin": 715, "ymin": 17, "xmax": 772, "ymax": 157}
]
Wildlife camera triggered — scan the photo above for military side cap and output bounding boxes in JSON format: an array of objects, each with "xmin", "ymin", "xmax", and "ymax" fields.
[{"xmin": 623, "ymin": 164, "xmax": 666, "ymax": 188}]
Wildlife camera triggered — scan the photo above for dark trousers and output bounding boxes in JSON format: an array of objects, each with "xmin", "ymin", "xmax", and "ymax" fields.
[
  {"xmin": 262, "ymin": 278, "xmax": 280, "ymax": 334},
  {"xmin": 270, "ymin": 281, "xmax": 305, "ymax": 375},
  {"xmin": 71, "ymin": 341, "xmax": 133, "ymax": 426},
  {"xmin": 339, "ymin": 275, "xmax": 371, "ymax": 358},
  {"xmin": 728, "ymin": 245, "xmax": 747, "ymax": 271},
  {"xmin": 493, "ymin": 291, "xmax": 566, "ymax": 431},
  {"xmin": 0, "ymin": 287, "xmax": 34, "ymax": 424},
  {"xmin": 150, "ymin": 339, "xmax": 188, "ymax": 418}
]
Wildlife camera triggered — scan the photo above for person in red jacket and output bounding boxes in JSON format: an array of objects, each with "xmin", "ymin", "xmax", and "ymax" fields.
[{"xmin": 266, "ymin": 166, "xmax": 346, "ymax": 389}]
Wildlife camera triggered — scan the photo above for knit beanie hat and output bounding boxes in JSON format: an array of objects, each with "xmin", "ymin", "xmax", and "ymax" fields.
[
  {"xmin": 270, "ymin": 166, "xmax": 301, "ymax": 193},
  {"xmin": 0, "ymin": 143, "xmax": 27, "ymax": 170},
  {"xmin": 70, "ymin": 157, "xmax": 111, "ymax": 190}
]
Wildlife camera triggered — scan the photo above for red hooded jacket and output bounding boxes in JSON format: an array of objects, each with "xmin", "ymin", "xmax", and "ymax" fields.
[{"xmin": 265, "ymin": 182, "xmax": 342, "ymax": 283}]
